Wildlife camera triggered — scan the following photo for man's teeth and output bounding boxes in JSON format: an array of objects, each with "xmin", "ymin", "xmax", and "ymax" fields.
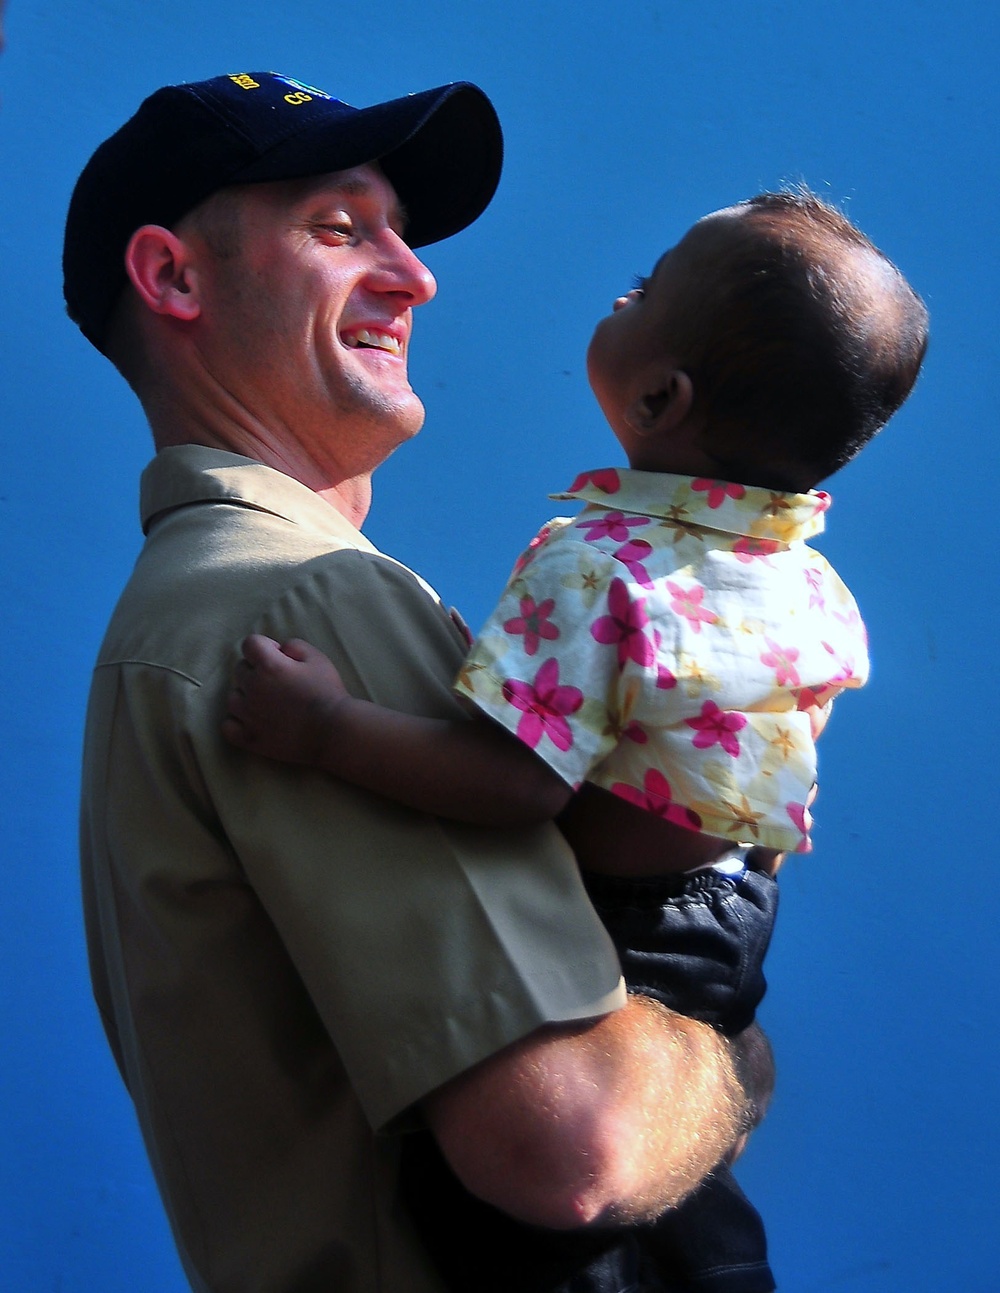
[{"xmin": 345, "ymin": 329, "xmax": 401, "ymax": 355}]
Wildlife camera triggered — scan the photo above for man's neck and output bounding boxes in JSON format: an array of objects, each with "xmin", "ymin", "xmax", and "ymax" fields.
[{"xmin": 148, "ymin": 405, "xmax": 374, "ymax": 530}]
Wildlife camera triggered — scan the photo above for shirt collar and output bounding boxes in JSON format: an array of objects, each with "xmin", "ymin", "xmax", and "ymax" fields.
[
  {"xmin": 139, "ymin": 445, "xmax": 380, "ymax": 552},
  {"xmin": 551, "ymin": 467, "xmax": 830, "ymax": 543}
]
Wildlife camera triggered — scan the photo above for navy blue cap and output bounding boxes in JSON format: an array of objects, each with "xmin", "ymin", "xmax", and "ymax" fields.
[{"xmin": 63, "ymin": 72, "xmax": 503, "ymax": 353}]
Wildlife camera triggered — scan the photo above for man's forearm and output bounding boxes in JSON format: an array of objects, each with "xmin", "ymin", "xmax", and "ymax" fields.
[{"xmin": 424, "ymin": 996, "xmax": 750, "ymax": 1231}]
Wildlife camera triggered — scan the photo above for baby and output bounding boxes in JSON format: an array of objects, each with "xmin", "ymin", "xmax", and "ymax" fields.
[{"xmin": 224, "ymin": 191, "xmax": 928, "ymax": 901}]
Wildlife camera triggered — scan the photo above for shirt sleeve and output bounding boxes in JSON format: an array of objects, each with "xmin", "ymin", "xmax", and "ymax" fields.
[
  {"xmin": 202, "ymin": 550, "xmax": 625, "ymax": 1130},
  {"xmin": 455, "ymin": 528, "xmax": 636, "ymax": 790}
]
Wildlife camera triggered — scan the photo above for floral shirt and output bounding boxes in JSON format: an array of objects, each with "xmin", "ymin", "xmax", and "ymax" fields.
[{"xmin": 454, "ymin": 468, "xmax": 869, "ymax": 853}]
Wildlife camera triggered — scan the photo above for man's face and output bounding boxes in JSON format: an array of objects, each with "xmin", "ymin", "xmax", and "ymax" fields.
[{"xmin": 184, "ymin": 164, "xmax": 437, "ymax": 476}]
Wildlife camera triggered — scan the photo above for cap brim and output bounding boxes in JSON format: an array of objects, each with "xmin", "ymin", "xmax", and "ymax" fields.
[{"xmin": 225, "ymin": 82, "xmax": 502, "ymax": 248}]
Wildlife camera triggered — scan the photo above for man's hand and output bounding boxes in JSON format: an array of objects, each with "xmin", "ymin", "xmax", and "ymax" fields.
[{"xmin": 223, "ymin": 635, "xmax": 349, "ymax": 766}]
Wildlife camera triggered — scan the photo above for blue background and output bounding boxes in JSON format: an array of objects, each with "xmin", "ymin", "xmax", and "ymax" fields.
[{"xmin": 2, "ymin": 2, "xmax": 997, "ymax": 1289}]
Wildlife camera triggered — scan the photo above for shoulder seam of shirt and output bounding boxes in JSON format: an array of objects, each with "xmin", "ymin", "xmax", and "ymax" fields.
[{"xmin": 93, "ymin": 659, "xmax": 202, "ymax": 687}]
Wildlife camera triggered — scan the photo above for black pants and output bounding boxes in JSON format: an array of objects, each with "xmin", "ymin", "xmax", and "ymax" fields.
[
  {"xmin": 403, "ymin": 1137, "xmax": 774, "ymax": 1292},
  {"xmin": 581, "ymin": 865, "xmax": 778, "ymax": 1037}
]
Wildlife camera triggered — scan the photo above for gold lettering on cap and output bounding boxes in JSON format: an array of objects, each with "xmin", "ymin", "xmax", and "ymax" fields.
[
  {"xmin": 230, "ymin": 74, "xmax": 260, "ymax": 90},
  {"xmin": 283, "ymin": 91, "xmax": 313, "ymax": 106}
]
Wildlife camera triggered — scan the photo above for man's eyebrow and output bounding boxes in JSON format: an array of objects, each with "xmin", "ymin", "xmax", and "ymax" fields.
[{"xmin": 306, "ymin": 174, "xmax": 409, "ymax": 235}]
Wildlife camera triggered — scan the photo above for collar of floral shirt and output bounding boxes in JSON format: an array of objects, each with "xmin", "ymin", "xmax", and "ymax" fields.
[{"xmin": 551, "ymin": 467, "xmax": 831, "ymax": 544}]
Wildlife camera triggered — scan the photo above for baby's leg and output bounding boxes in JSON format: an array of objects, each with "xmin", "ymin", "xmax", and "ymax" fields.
[{"xmin": 581, "ymin": 862, "xmax": 778, "ymax": 1037}]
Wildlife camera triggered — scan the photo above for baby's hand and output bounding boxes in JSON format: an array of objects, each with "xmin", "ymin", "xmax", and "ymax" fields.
[{"xmin": 223, "ymin": 635, "xmax": 348, "ymax": 767}]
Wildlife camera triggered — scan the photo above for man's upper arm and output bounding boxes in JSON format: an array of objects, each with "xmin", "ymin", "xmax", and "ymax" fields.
[{"xmin": 208, "ymin": 550, "xmax": 625, "ymax": 1129}]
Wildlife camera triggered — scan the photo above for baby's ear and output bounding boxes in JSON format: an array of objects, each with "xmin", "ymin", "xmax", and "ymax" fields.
[{"xmin": 625, "ymin": 367, "xmax": 694, "ymax": 437}]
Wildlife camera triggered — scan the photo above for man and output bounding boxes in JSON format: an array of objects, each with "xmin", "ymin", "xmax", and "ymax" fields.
[{"xmin": 66, "ymin": 72, "xmax": 776, "ymax": 1291}]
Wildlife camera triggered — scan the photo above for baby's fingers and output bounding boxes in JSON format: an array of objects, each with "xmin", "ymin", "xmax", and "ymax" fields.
[
  {"xmin": 278, "ymin": 638, "xmax": 317, "ymax": 664},
  {"xmin": 222, "ymin": 695, "xmax": 257, "ymax": 749},
  {"xmin": 241, "ymin": 634, "xmax": 284, "ymax": 669}
]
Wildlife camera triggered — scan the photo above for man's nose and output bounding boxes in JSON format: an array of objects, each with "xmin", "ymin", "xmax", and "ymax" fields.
[{"xmin": 370, "ymin": 230, "xmax": 437, "ymax": 305}]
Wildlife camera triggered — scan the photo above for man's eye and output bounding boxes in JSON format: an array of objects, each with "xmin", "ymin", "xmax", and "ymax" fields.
[
  {"xmin": 629, "ymin": 273, "xmax": 647, "ymax": 296},
  {"xmin": 318, "ymin": 220, "xmax": 353, "ymax": 241}
]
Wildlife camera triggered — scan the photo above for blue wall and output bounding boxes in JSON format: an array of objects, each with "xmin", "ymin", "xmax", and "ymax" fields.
[{"xmin": 2, "ymin": 2, "xmax": 997, "ymax": 1288}]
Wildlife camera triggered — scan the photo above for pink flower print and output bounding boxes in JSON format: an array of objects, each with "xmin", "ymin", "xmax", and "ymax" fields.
[
  {"xmin": 685, "ymin": 700, "xmax": 747, "ymax": 757},
  {"xmin": 833, "ymin": 605, "xmax": 867, "ymax": 645},
  {"xmin": 612, "ymin": 769, "xmax": 703, "ymax": 832},
  {"xmin": 821, "ymin": 641, "xmax": 858, "ymax": 686},
  {"xmin": 733, "ymin": 536, "xmax": 781, "ymax": 564},
  {"xmin": 576, "ymin": 510, "xmax": 651, "ymax": 543},
  {"xmin": 502, "ymin": 658, "xmax": 583, "ymax": 753},
  {"xmin": 567, "ymin": 468, "xmax": 622, "ymax": 495},
  {"xmin": 804, "ymin": 568, "xmax": 826, "ymax": 610},
  {"xmin": 760, "ymin": 637, "xmax": 801, "ymax": 688},
  {"xmin": 811, "ymin": 492, "xmax": 831, "ymax": 516},
  {"xmin": 651, "ymin": 629, "xmax": 677, "ymax": 691},
  {"xmin": 666, "ymin": 580, "xmax": 719, "ymax": 634},
  {"xmin": 786, "ymin": 801, "xmax": 813, "ymax": 853},
  {"xmin": 503, "ymin": 595, "xmax": 559, "ymax": 657},
  {"xmin": 591, "ymin": 578, "xmax": 656, "ymax": 670},
  {"xmin": 692, "ymin": 478, "xmax": 746, "ymax": 509},
  {"xmin": 612, "ymin": 538, "xmax": 654, "ymax": 588},
  {"xmin": 513, "ymin": 522, "xmax": 557, "ymax": 575},
  {"xmin": 604, "ymin": 714, "xmax": 649, "ymax": 745},
  {"xmin": 605, "ymin": 681, "xmax": 649, "ymax": 745}
]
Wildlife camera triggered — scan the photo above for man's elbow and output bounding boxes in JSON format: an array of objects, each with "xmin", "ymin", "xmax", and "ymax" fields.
[
  {"xmin": 422, "ymin": 1004, "xmax": 734, "ymax": 1230},
  {"xmin": 430, "ymin": 1097, "xmax": 646, "ymax": 1230}
]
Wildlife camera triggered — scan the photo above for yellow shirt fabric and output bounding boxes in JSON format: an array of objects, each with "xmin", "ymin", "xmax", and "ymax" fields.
[{"xmin": 455, "ymin": 468, "xmax": 868, "ymax": 854}]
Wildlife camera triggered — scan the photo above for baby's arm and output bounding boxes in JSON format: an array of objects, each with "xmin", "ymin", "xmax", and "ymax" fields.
[{"xmin": 223, "ymin": 635, "xmax": 572, "ymax": 826}]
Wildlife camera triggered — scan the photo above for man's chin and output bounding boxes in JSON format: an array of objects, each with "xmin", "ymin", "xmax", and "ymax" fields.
[
  {"xmin": 387, "ymin": 388, "xmax": 426, "ymax": 440},
  {"xmin": 334, "ymin": 390, "xmax": 425, "ymax": 464}
]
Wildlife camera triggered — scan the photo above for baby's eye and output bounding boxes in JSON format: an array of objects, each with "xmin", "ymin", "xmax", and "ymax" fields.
[{"xmin": 629, "ymin": 273, "xmax": 647, "ymax": 296}]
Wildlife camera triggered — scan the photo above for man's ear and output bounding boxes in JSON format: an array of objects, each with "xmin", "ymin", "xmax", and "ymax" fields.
[
  {"xmin": 123, "ymin": 225, "xmax": 203, "ymax": 324},
  {"xmin": 624, "ymin": 367, "xmax": 694, "ymax": 437}
]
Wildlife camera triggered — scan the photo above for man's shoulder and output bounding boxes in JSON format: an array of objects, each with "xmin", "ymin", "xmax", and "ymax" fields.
[{"xmin": 101, "ymin": 524, "xmax": 437, "ymax": 673}]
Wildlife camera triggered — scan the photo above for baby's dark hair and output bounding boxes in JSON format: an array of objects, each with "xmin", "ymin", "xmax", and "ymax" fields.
[{"xmin": 672, "ymin": 191, "xmax": 928, "ymax": 487}]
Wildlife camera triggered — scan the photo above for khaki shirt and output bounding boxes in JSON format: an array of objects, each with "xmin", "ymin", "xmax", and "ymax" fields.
[{"xmin": 80, "ymin": 446, "xmax": 624, "ymax": 1293}]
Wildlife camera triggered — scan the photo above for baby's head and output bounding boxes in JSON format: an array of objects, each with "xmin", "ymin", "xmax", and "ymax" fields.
[{"xmin": 587, "ymin": 191, "xmax": 928, "ymax": 490}]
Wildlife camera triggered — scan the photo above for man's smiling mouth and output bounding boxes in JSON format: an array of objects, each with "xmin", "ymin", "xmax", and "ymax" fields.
[{"xmin": 342, "ymin": 328, "xmax": 402, "ymax": 356}]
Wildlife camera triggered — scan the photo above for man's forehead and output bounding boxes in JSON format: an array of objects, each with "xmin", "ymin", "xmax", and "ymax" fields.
[
  {"xmin": 213, "ymin": 163, "xmax": 407, "ymax": 228},
  {"xmin": 290, "ymin": 162, "xmax": 394, "ymax": 201}
]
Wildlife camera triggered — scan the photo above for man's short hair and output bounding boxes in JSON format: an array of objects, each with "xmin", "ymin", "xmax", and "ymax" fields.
[{"xmin": 672, "ymin": 191, "xmax": 929, "ymax": 486}]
